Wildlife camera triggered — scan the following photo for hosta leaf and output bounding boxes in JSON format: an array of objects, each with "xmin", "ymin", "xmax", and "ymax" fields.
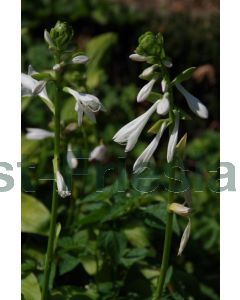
[
  {"xmin": 21, "ymin": 193, "xmax": 50, "ymax": 235},
  {"xmin": 21, "ymin": 273, "xmax": 41, "ymax": 300}
]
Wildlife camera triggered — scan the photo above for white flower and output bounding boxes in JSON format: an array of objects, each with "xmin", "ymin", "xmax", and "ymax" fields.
[
  {"xmin": 56, "ymin": 170, "xmax": 71, "ymax": 198},
  {"xmin": 44, "ymin": 29, "xmax": 54, "ymax": 48},
  {"xmin": 140, "ymin": 65, "xmax": 157, "ymax": 78},
  {"xmin": 157, "ymin": 92, "xmax": 170, "ymax": 115},
  {"xmin": 113, "ymin": 101, "xmax": 160, "ymax": 152},
  {"xmin": 32, "ymin": 80, "xmax": 47, "ymax": 95},
  {"xmin": 168, "ymin": 203, "xmax": 191, "ymax": 217},
  {"xmin": 67, "ymin": 144, "xmax": 78, "ymax": 169},
  {"xmin": 21, "ymin": 66, "xmax": 53, "ymax": 112},
  {"xmin": 63, "ymin": 87, "xmax": 105, "ymax": 126},
  {"xmin": 129, "ymin": 53, "xmax": 148, "ymax": 62},
  {"xmin": 133, "ymin": 122, "xmax": 167, "ymax": 174},
  {"xmin": 89, "ymin": 144, "xmax": 108, "ymax": 162},
  {"xmin": 26, "ymin": 128, "xmax": 54, "ymax": 140},
  {"xmin": 72, "ymin": 55, "xmax": 89, "ymax": 64},
  {"xmin": 167, "ymin": 112, "xmax": 180, "ymax": 163},
  {"xmin": 178, "ymin": 219, "xmax": 191, "ymax": 256},
  {"xmin": 161, "ymin": 79, "xmax": 168, "ymax": 93},
  {"xmin": 137, "ymin": 78, "xmax": 156, "ymax": 103},
  {"xmin": 176, "ymin": 83, "xmax": 208, "ymax": 119}
]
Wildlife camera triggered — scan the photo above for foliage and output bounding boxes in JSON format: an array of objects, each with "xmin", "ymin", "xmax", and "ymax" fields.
[{"xmin": 22, "ymin": 1, "xmax": 219, "ymax": 299}]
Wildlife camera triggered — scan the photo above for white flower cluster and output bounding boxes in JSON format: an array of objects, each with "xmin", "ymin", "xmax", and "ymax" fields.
[{"xmin": 113, "ymin": 53, "xmax": 209, "ymax": 174}]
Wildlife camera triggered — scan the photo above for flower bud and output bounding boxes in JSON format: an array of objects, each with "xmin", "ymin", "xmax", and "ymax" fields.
[
  {"xmin": 50, "ymin": 21, "xmax": 74, "ymax": 50},
  {"xmin": 56, "ymin": 170, "xmax": 71, "ymax": 198},
  {"xmin": 139, "ymin": 64, "xmax": 157, "ymax": 79},
  {"xmin": 129, "ymin": 53, "xmax": 148, "ymax": 62},
  {"xmin": 89, "ymin": 144, "xmax": 108, "ymax": 163},
  {"xmin": 72, "ymin": 55, "xmax": 89, "ymax": 64},
  {"xmin": 67, "ymin": 144, "xmax": 78, "ymax": 169},
  {"xmin": 168, "ymin": 202, "xmax": 191, "ymax": 217},
  {"xmin": 157, "ymin": 92, "xmax": 170, "ymax": 115},
  {"xmin": 44, "ymin": 29, "xmax": 54, "ymax": 48},
  {"xmin": 161, "ymin": 79, "xmax": 168, "ymax": 93},
  {"xmin": 178, "ymin": 219, "xmax": 191, "ymax": 256},
  {"xmin": 137, "ymin": 78, "xmax": 156, "ymax": 103}
]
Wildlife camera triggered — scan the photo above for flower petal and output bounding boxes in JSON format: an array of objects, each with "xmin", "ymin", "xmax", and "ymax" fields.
[
  {"xmin": 133, "ymin": 122, "xmax": 167, "ymax": 174},
  {"xmin": 178, "ymin": 219, "xmax": 191, "ymax": 256},
  {"xmin": 113, "ymin": 100, "xmax": 160, "ymax": 151},
  {"xmin": 129, "ymin": 53, "xmax": 148, "ymax": 62},
  {"xmin": 26, "ymin": 128, "xmax": 54, "ymax": 140},
  {"xmin": 56, "ymin": 171, "xmax": 71, "ymax": 198},
  {"xmin": 157, "ymin": 93, "xmax": 170, "ymax": 115},
  {"xmin": 137, "ymin": 79, "xmax": 156, "ymax": 103},
  {"xmin": 176, "ymin": 83, "xmax": 208, "ymax": 119},
  {"xmin": 167, "ymin": 112, "xmax": 180, "ymax": 163},
  {"xmin": 67, "ymin": 144, "xmax": 78, "ymax": 169},
  {"xmin": 72, "ymin": 55, "xmax": 89, "ymax": 64}
]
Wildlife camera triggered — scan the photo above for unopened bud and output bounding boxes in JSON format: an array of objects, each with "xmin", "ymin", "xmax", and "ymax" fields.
[
  {"xmin": 178, "ymin": 219, "xmax": 191, "ymax": 256},
  {"xmin": 50, "ymin": 21, "xmax": 74, "ymax": 50},
  {"xmin": 168, "ymin": 202, "xmax": 191, "ymax": 217},
  {"xmin": 72, "ymin": 55, "xmax": 89, "ymax": 64},
  {"xmin": 32, "ymin": 81, "xmax": 47, "ymax": 95}
]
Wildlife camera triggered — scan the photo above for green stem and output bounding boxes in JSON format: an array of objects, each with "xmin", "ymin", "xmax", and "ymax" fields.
[
  {"xmin": 42, "ymin": 53, "xmax": 61, "ymax": 300},
  {"xmin": 152, "ymin": 67, "xmax": 175, "ymax": 300},
  {"xmin": 152, "ymin": 166, "xmax": 175, "ymax": 300}
]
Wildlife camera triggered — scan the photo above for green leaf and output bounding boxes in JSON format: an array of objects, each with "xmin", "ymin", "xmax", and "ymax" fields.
[
  {"xmin": 121, "ymin": 248, "xmax": 150, "ymax": 267},
  {"xmin": 123, "ymin": 223, "xmax": 150, "ymax": 248},
  {"xmin": 31, "ymin": 71, "xmax": 55, "ymax": 81},
  {"xmin": 21, "ymin": 273, "xmax": 41, "ymax": 300},
  {"xmin": 21, "ymin": 193, "xmax": 50, "ymax": 235},
  {"xmin": 86, "ymin": 33, "xmax": 117, "ymax": 88},
  {"xmin": 148, "ymin": 119, "xmax": 170, "ymax": 134},
  {"xmin": 98, "ymin": 231, "xmax": 127, "ymax": 264},
  {"xmin": 171, "ymin": 67, "xmax": 196, "ymax": 86},
  {"xmin": 59, "ymin": 254, "xmax": 81, "ymax": 275}
]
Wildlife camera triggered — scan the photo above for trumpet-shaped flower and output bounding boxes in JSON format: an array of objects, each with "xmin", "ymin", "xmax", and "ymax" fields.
[
  {"xmin": 167, "ymin": 112, "xmax": 180, "ymax": 163},
  {"xmin": 113, "ymin": 100, "xmax": 160, "ymax": 152},
  {"xmin": 133, "ymin": 122, "xmax": 167, "ymax": 174},
  {"xmin": 56, "ymin": 170, "xmax": 71, "ymax": 198},
  {"xmin": 129, "ymin": 53, "xmax": 148, "ymax": 62},
  {"xmin": 26, "ymin": 128, "xmax": 54, "ymax": 140},
  {"xmin": 176, "ymin": 83, "xmax": 208, "ymax": 119},
  {"xmin": 67, "ymin": 144, "xmax": 78, "ymax": 169},
  {"xmin": 63, "ymin": 87, "xmax": 105, "ymax": 126},
  {"xmin": 89, "ymin": 144, "xmax": 108, "ymax": 163},
  {"xmin": 157, "ymin": 92, "xmax": 170, "ymax": 115},
  {"xmin": 137, "ymin": 78, "xmax": 156, "ymax": 103},
  {"xmin": 21, "ymin": 65, "xmax": 50, "ymax": 102},
  {"xmin": 178, "ymin": 219, "xmax": 191, "ymax": 256}
]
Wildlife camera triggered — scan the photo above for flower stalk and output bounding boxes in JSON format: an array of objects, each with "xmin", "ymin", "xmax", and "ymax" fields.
[{"xmin": 42, "ymin": 52, "xmax": 61, "ymax": 300}]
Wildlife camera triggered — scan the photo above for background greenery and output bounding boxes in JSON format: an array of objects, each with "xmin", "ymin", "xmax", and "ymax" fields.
[{"xmin": 22, "ymin": 0, "xmax": 219, "ymax": 299}]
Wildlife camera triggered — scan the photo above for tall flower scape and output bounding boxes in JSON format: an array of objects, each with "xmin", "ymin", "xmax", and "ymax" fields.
[
  {"xmin": 21, "ymin": 22, "xmax": 104, "ymax": 300},
  {"xmin": 113, "ymin": 31, "xmax": 208, "ymax": 300}
]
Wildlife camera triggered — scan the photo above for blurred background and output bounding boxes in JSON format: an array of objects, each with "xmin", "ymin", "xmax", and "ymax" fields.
[{"xmin": 22, "ymin": 1, "xmax": 219, "ymax": 299}]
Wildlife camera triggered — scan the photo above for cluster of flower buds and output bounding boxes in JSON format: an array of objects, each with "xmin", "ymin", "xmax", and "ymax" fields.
[{"xmin": 113, "ymin": 31, "xmax": 208, "ymax": 174}]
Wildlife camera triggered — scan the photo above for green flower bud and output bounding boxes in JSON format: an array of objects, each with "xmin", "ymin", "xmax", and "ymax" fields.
[
  {"xmin": 50, "ymin": 21, "xmax": 74, "ymax": 51},
  {"xmin": 136, "ymin": 31, "xmax": 164, "ymax": 58}
]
